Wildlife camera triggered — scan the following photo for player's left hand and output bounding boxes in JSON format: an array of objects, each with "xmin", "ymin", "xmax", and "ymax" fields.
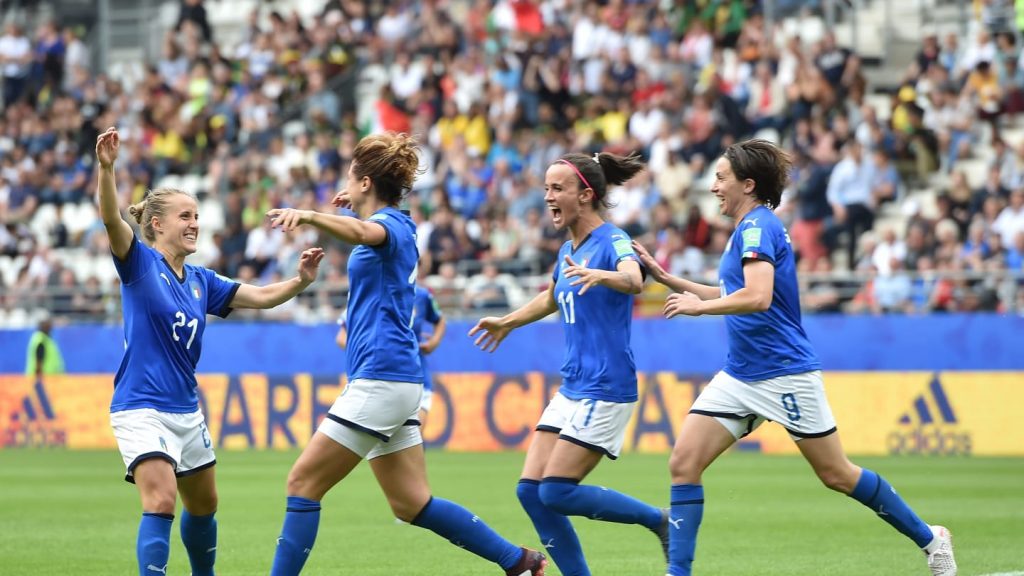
[
  {"xmin": 664, "ymin": 291, "xmax": 703, "ymax": 318},
  {"xmin": 420, "ymin": 341, "xmax": 437, "ymax": 354},
  {"xmin": 267, "ymin": 208, "xmax": 313, "ymax": 232},
  {"xmin": 297, "ymin": 247, "xmax": 324, "ymax": 283},
  {"xmin": 562, "ymin": 254, "xmax": 604, "ymax": 296}
]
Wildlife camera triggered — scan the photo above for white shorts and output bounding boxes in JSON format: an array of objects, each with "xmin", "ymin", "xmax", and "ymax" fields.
[
  {"xmin": 690, "ymin": 370, "xmax": 837, "ymax": 440},
  {"xmin": 419, "ymin": 388, "xmax": 433, "ymax": 413},
  {"xmin": 318, "ymin": 378, "xmax": 423, "ymax": 460},
  {"xmin": 110, "ymin": 408, "xmax": 215, "ymax": 483},
  {"xmin": 536, "ymin": 392, "xmax": 636, "ymax": 459}
]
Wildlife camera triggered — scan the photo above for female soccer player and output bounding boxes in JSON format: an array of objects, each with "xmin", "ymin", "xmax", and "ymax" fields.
[
  {"xmin": 265, "ymin": 132, "xmax": 546, "ymax": 576},
  {"xmin": 336, "ymin": 279, "xmax": 446, "ymax": 427},
  {"xmin": 633, "ymin": 139, "xmax": 957, "ymax": 576},
  {"xmin": 95, "ymin": 127, "xmax": 323, "ymax": 576},
  {"xmin": 412, "ymin": 281, "xmax": 446, "ymax": 427},
  {"xmin": 469, "ymin": 152, "xmax": 668, "ymax": 576}
]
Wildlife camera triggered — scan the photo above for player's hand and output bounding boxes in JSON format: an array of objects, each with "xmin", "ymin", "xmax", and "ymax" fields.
[
  {"xmin": 297, "ymin": 247, "xmax": 324, "ymax": 283},
  {"xmin": 664, "ymin": 291, "xmax": 703, "ymax": 318},
  {"xmin": 468, "ymin": 317, "xmax": 511, "ymax": 353},
  {"xmin": 631, "ymin": 240, "xmax": 667, "ymax": 281},
  {"xmin": 419, "ymin": 341, "xmax": 437, "ymax": 354},
  {"xmin": 95, "ymin": 127, "xmax": 120, "ymax": 168},
  {"xmin": 267, "ymin": 208, "xmax": 313, "ymax": 232},
  {"xmin": 562, "ymin": 254, "xmax": 604, "ymax": 295},
  {"xmin": 331, "ymin": 189, "xmax": 352, "ymax": 209}
]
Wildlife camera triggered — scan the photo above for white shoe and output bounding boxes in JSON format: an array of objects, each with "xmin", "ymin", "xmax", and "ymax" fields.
[{"xmin": 925, "ymin": 525, "xmax": 957, "ymax": 576}]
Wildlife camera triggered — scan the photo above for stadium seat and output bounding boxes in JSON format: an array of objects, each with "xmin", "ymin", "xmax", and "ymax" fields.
[{"xmin": 0, "ymin": 255, "xmax": 27, "ymax": 286}]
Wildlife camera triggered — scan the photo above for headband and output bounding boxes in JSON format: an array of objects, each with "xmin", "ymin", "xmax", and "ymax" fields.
[{"xmin": 558, "ymin": 159, "xmax": 593, "ymax": 190}]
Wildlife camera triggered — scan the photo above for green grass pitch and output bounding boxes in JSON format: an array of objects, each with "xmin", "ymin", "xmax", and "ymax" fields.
[{"xmin": 0, "ymin": 450, "xmax": 1021, "ymax": 575}]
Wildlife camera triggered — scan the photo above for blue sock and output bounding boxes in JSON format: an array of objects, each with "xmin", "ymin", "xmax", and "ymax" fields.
[
  {"xmin": 270, "ymin": 496, "xmax": 321, "ymax": 576},
  {"xmin": 849, "ymin": 468, "xmax": 934, "ymax": 548},
  {"xmin": 411, "ymin": 496, "xmax": 522, "ymax": 570},
  {"xmin": 517, "ymin": 479, "xmax": 589, "ymax": 576},
  {"xmin": 668, "ymin": 484, "xmax": 704, "ymax": 576},
  {"xmin": 539, "ymin": 477, "xmax": 662, "ymax": 529},
  {"xmin": 180, "ymin": 510, "xmax": 217, "ymax": 576},
  {"xmin": 137, "ymin": 512, "xmax": 173, "ymax": 576}
]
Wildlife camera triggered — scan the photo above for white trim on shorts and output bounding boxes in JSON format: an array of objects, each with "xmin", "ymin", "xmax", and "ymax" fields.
[
  {"xmin": 317, "ymin": 378, "xmax": 424, "ymax": 459},
  {"xmin": 110, "ymin": 408, "xmax": 216, "ymax": 484},
  {"xmin": 536, "ymin": 391, "xmax": 636, "ymax": 459},
  {"xmin": 690, "ymin": 370, "xmax": 837, "ymax": 441}
]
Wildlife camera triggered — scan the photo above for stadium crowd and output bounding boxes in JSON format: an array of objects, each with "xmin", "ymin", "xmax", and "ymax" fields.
[{"xmin": 1, "ymin": 0, "xmax": 1024, "ymax": 325}]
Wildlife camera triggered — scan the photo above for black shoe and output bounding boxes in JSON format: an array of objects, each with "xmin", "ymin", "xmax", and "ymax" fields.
[
  {"xmin": 651, "ymin": 508, "xmax": 670, "ymax": 561},
  {"xmin": 505, "ymin": 547, "xmax": 547, "ymax": 576}
]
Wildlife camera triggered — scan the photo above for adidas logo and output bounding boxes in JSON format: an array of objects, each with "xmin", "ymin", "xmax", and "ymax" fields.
[
  {"xmin": 898, "ymin": 375, "xmax": 957, "ymax": 426},
  {"xmin": 3, "ymin": 380, "xmax": 65, "ymax": 447},
  {"xmin": 887, "ymin": 374, "xmax": 970, "ymax": 456}
]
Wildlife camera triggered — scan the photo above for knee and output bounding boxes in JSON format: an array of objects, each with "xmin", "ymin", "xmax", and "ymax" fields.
[
  {"xmin": 390, "ymin": 494, "xmax": 431, "ymax": 524},
  {"xmin": 189, "ymin": 491, "xmax": 218, "ymax": 516},
  {"xmin": 538, "ymin": 479, "xmax": 575, "ymax": 513},
  {"xmin": 285, "ymin": 468, "xmax": 313, "ymax": 500},
  {"xmin": 142, "ymin": 491, "xmax": 177, "ymax": 515},
  {"xmin": 668, "ymin": 450, "xmax": 703, "ymax": 484},
  {"xmin": 815, "ymin": 464, "xmax": 859, "ymax": 494},
  {"xmin": 516, "ymin": 479, "xmax": 540, "ymax": 505}
]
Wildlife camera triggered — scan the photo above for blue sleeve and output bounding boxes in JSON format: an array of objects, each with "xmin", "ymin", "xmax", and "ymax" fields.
[
  {"xmin": 367, "ymin": 212, "xmax": 397, "ymax": 256},
  {"xmin": 739, "ymin": 222, "xmax": 778, "ymax": 266},
  {"xmin": 424, "ymin": 290, "xmax": 442, "ymax": 324},
  {"xmin": 111, "ymin": 235, "xmax": 152, "ymax": 286},
  {"xmin": 202, "ymin": 267, "xmax": 241, "ymax": 318},
  {"xmin": 609, "ymin": 232, "xmax": 639, "ymax": 265}
]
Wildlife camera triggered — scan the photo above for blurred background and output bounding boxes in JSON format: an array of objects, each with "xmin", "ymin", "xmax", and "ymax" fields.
[{"xmin": 1, "ymin": 0, "xmax": 1022, "ymax": 325}]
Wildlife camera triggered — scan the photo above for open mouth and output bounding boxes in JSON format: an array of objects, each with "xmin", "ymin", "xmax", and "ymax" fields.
[
  {"xmin": 548, "ymin": 205, "xmax": 562, "ymax": 224},
  {"xmin": 184, "ymin": 232, "xmax": 197, "ymax": 242}
]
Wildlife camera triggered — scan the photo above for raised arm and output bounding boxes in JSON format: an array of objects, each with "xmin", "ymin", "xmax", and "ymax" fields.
[
  {"xmin": 468, "ymin": 284, "xmax": 558, "ymax": 352},
  {"xmin": 230, "ymin": 247, "xmax": 324, "ymax": 309},
  {"xmin": 95, "ymin": 128, "xmax": 134, "ymax": 259},
  {"xmin": 631, "ymin": 240, "xmax": 720, "ymax": 300}
]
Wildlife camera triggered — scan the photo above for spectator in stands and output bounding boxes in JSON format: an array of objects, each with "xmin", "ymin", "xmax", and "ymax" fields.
[
  {"xmin": 826, "ymin": 140, "xmax": 876, "ymax": 269},
  {"xmin": 0, "ymin": 22, "xmax": 31, "ymax": 105},
  {"xmin": 993, "ymin": 188, "xmax": 1024, "ymax": 246}
]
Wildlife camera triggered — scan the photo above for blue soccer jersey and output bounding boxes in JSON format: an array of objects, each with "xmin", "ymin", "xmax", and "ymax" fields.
[
  {"xmin": 718, "ymin": 205, "xmax": 820, "ymax": 381},
  {"xmin": 551, "ymin": 223, "xmax": 640, "ymax": 403},
  {"xmin": 412, "ymin": 285, "xmax": 443, "ymax": 391},
  {"xmin": 345, "ymin": 207, "xmax": 422, "ymax": 383},
  {"xmin": 111, "ymin": 236, "xmax": 239, "ymax": 413}
]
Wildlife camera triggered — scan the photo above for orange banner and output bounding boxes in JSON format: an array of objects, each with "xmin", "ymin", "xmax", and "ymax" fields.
[{"xmin": 2, "ymin": 372, "xmax": 1022, "ymax": 455}]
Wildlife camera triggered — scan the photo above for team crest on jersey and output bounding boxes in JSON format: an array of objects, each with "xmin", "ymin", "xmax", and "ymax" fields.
[{"xmin": 189, "ymin": 280, "xmax": 202, "ymax": 300}]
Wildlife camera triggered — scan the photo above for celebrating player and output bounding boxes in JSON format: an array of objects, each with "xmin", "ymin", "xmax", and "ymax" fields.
[
  {"xmin": 469, "ymin": 151, "xmax": 668, "ymax": 576},
  {"xmin": 265, "ymin": 132, "xmax": 546, "ymax": 576},
  {"xmin": 96, "ymin": 127, "xmax": 323, "ymax": 576},
  {"xmin": 633, "ymin": 139, "xmax": 957, "ymax": 576}
]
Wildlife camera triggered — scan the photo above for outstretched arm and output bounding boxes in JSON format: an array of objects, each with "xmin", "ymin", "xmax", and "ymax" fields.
[
  {"xmin": 664, "ymin": 260, "xmax": 775, "ymax": 318},
  {"xmin": 230, "ymin": 247, "xmax": 324, "ymax": 309},
  {"xmin": 468, "ymin": 285, "xmax": 558, "ymax": 352},
  {"xmin": 631, "ymin": 240, "xmax": 720, "ymax": 300},
  {"xmin": 95, "ymin": 128, "xmax": 134, "ymax": 259},
  {"xmin": 562, "ymin": 255, "xmax": 644, "ymax": 295}
]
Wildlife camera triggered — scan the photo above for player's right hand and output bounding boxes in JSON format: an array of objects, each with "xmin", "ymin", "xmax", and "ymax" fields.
[
  {"xmin": 95, "ymin": 127, "xmax": 119, "ymax": 168},
  {"xmin": 468, "ymin": 317, "xmax": 510, "ymax": 353},
  {"xmin": 631, "ymin": 240, "xmax": 666, "ymax": 280},
  {"xmin": 331, "ymin": 189, "xmax": 352, "ymax": 209}
]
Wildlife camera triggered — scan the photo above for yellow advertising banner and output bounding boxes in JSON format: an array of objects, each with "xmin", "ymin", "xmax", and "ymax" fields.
[{"xmin": 2, "ymin": 372, "xmax": 1021, "ymax": 456}]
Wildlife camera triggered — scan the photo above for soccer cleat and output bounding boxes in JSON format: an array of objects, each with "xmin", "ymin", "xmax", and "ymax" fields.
[
  {"xmin": 651, "ymin": 508, "xmax": 670, "ymax": 561},
  {"xmin": 925, "ymin": 525, "xmax": 957, "ymax": 576},
  {"xmin": 504, "ymin": 547, "xmax": 547, "ymax": 576}
]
